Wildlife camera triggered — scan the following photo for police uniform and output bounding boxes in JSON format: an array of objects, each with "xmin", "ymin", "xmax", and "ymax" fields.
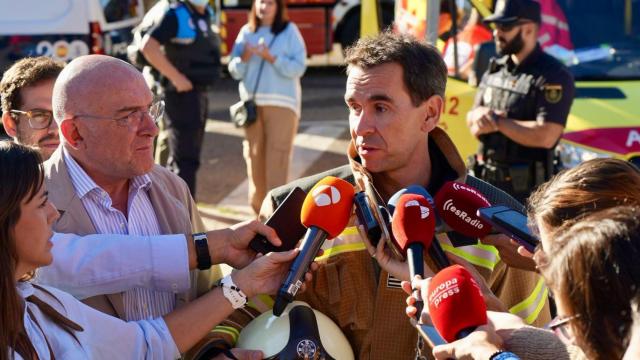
[
  {"xmin": 473, "ymin": 44, "xmax": 574, "ymax": 202},
  {"xmin": 203, "ymin": 128, "xmax": 551, "ymax": 360},
  {"xmin": 469, "ymin": 0, "xmax": 575, "ymax": 203},
  {"xmin": 149, "ymin": 1, "xmax": 220, "ymax": 197}
]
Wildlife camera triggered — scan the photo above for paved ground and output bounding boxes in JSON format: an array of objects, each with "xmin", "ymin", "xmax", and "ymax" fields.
[{"xmin": 195, "ymin": 65, "xmax": 352, "ymax": 230}]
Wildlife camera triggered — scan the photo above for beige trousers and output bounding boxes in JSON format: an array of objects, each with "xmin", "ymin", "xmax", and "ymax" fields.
[{"xmin": 243, "ymin": 105, "xmax": 299, "ymax": 214}]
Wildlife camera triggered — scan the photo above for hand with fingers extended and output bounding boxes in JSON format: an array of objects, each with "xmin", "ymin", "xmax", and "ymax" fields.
[
  {"xmin": 480, "ymin": 234, "xmax": 537, "ymax": 272},
  {"xmin": 231, "ymin": 249, "xmax": 318, "ymax": 298}
]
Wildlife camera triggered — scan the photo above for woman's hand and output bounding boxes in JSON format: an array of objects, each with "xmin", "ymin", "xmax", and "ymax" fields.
[
  {"xmin": 432, "ymin": 323, "xmax": 504, "ymax": 360},
  {"xmin": 480, "ymin": 234, "xmax": 537, "ymax": 272},
  {"xmin": 241, "ymin": 44, "xmax": 258, "ymax": 62},
  {"xmin": 254, "ymin": 44, "xmax": 276, "ymax": 64}
]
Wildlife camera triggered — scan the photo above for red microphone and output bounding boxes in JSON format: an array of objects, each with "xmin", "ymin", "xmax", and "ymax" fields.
[
  {"xmin": 434, "ymin": 181, "xmax": 492, "ymax": 238},
  {"xmin": 273, "ymin": 176, "xmax": 355, "ymax": 316},
  {"xmin": 391, "ymin": 193, "xmax": 436, "ymax": 319},
  {"xmin": 427, "ymin": 265, "xmax": 487, "ymax": 342}
]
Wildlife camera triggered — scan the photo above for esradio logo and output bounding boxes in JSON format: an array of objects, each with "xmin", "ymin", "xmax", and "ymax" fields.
[
  {"xmin": 442, "ymin": 199, "xmax": 485, "ymax": 230},
  {"xmin": 312, "ymin": 185, "xmax": 341, "ymax": 207}
]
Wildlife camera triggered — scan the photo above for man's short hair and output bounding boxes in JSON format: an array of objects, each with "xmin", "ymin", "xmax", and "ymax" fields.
[
  {"xmin": 344, "ymin": 31, "xmax": 447, "ymax": 107},
  {"xmin": 0, "ymin": 57, "xmax": 64, "ymax": 114}
]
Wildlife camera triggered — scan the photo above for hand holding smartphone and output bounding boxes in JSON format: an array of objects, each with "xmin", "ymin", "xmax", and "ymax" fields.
[
  {"xmin": 249, "ymin": 187, "xmax": 307, "ymax": 254},
  {"xmin": 476, "ymin": 205, "xmax": 539, "ymax": 252}
]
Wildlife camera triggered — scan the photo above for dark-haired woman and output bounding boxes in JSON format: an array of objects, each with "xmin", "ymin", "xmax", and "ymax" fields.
[
  {"xmin": 228, "ymin": 0, "xmax": 307, "ymax": 214},
  {"xmin": 0, "ymin": 141, "xmax": 302, "ymax": 359}
]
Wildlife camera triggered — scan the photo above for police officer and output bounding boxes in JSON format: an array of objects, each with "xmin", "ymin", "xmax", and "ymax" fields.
[
  {"xmin": 141, "ymin": 0, "xmax": 220, "ymax": 197},
  {"xmin": 466, "ymin": 0, "xmax": 575, "ymax": 203}
]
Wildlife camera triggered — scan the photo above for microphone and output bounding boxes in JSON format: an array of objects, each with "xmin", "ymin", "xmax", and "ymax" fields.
[
  {"xmin": 427, "ymin": 265, "xmax": 487, "ymax": 342},
  {"xmin": 388, "ymin": 185, "xmax": 450, "ymax": 269},
  {"xmin": 273, "ymin": 176, "xmax": 355, "ymax": 316},
  {"xmin": 434, "ymin": 181, "xmax": 492, "ymax": 239},
  {"xmin": 391, "ymin": 193, "xmax": 436, "ymax": 319}
]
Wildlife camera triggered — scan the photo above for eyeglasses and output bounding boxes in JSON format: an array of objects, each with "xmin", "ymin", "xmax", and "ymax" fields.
[
  {"xmin": 547, "ymin": 314, "xmax": 580, "ymax": 344},
  {"xmin": 9, "ymin": 109, "xmax": 55, "ymax": 130},
  {"xmin": 73, "ymin": 100, "xmax": 165, "ymax": 128},
  {"xmin": 495, "ymin": 20, "xmax": 531, "ymax": 32}
]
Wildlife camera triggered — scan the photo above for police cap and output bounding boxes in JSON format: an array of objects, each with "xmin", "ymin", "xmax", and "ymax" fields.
[{"xmin": 483, "ymin": 0, "xmax": 541, "ymax": 25}]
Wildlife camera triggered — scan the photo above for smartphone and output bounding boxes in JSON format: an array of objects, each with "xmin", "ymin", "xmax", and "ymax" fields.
[
  {"xmin": 353, "ymin": 191, "xmax": 382, "ymax": 247},
  {"xmin": 476, "ymin": 205, "xmax": 539, "ymax": 252},
  {"xmin": 249, "ymin": 187, "xmax": 307, "ymax": 254},
  {"xmin": 416, "ymin": 323, "xmax": 447, "ymax": 347}
]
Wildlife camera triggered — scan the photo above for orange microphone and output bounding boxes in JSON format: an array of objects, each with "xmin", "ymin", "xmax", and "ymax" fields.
[{"xmin": 273, "ymin": 176, "xmax": 355, "ymax": 316}]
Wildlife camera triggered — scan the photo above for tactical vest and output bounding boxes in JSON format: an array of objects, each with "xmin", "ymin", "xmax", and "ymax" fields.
[
  {"xmin": 163, "ymin": 2, "xmax": 220, "ymax": 88},
  {"xmin": 479, "ymin": 61, "xmax": 554, "ymax": 165}
]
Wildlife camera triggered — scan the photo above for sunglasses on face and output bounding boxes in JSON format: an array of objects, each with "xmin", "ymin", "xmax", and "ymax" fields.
[{"xmin": 495, "ymin": 20, "xmax": 531, "ymax": 32}]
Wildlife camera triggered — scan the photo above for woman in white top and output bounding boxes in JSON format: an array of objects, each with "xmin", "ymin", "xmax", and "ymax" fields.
[{"xmin": 0, "ymin": 141, "xmax": 309, "ymax": 359}]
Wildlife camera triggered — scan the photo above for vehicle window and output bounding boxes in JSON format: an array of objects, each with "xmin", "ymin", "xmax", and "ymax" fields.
[{"xmin": 101, "ymin": 0, "xmax": 141, "ymax": 23}]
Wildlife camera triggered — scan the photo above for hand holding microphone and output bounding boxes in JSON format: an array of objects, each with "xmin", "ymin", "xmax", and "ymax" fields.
[
  {"xmin": 273, "ymin": 176, "xmax": 355, "ymax": 316},
  {"xmin": 427, "ymin": 265, "xmax": 488, "ymax": 342},
  {"xmin": 391, "ymin": 193, "xmax": 436, "ymax": 319}
]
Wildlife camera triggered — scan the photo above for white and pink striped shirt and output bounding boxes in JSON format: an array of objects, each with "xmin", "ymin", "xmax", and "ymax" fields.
[{"xmin": 63, "ymin": 149, "xmax": 176, "ymax": 321}]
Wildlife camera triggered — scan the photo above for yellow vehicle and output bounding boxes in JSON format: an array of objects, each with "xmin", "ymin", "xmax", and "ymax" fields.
[{"xmin": 394, "ymin": 0, "xmax": 640, "ymax": 168}]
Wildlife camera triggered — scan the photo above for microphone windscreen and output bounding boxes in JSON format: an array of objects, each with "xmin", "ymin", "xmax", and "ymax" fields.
[
  {"xmin": 391, "ymin": 194, "xmax": 436, "ymax": 253},
  {"xmin": 388, "ymin": 185, "xmax": 434, "ymax": 214},
  {"xmin": 300, "ymin": 176, "xmax": 355, "ymax": 239},
  {"xmin": 434, "ymin": 181, "xmax": 492, "ymax": 238},
  {"xmin": 427, "ymin": 265, "xmax": 487, "ymax": 342}
]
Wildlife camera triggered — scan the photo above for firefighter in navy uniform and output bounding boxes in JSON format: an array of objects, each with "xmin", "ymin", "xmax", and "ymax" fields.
[
  {"xmin": 141, "ymin": 0, "xmax": 220, "ymax": 198},
  {"xmin": 466, "ymin": 0, "xmax": 575, "ymax": 203}
]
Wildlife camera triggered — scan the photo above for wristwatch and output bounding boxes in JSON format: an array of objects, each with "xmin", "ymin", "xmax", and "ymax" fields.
[
  {"xmin": 193, "ymin": 232, "xmax": 212, "ymax": 270},
  {"xmin": 220, "ymin": 274, "xmax": 248, "ymax": 309}
]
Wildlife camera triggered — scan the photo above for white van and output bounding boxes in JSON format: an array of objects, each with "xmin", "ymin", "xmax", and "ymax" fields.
[{"xmin": 0, "ymin": 0, "xmax": 145, "ymax": 71}]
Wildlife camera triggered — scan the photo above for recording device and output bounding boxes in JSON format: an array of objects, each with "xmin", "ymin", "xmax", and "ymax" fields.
[
  {"xmin": 434, "ymin": 181, "xmax": 493, "ymax": 240},
  {"xmin": 477, "ymin": 205, "xmax": 540, "ymax": 252},
  {"xmin": 391, "ymin": 193, "xmax": 436, "ymax": 319},
  {"xmin": 389, "ymin": 185, "xmax": 450, "ymax": 270},
  {"xmin": 249, "ymin": 187, "xmax": 307, "ymax": 254},
  {"xmin": 353, "ymin": 191, "xmax": 382, "ymax": 247},
  {"xmin": 273, "ymin": 176, "xmax": 355, "ymax": 316},
  {"xmin": 427, "ymin": 265, "xmax": 487, "ymax": 343}
]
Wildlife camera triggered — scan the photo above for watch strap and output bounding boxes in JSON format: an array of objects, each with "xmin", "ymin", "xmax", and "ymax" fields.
[
  {"xmin": 220, "ymin": 274, "xmax": 248, "ymax": 309},
  {"xmin": 193, "ymin": 232, "xmax": 212, "ymax": 270}
]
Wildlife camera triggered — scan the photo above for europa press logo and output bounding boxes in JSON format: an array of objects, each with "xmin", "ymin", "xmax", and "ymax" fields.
[
  {"xmin": 296, "ymin": 339, "xmax": 318, "ymax": 358},
  {"xmin": 312, "ymin": 185, "xmax": 341, "ymax": 207},
  {"xmin": 404, "ymin": 199, "xmax": 431, "ymax": 219}
]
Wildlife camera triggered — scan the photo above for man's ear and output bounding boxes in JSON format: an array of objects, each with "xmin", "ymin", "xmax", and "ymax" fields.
[
  {"xmin": 59, "ymin": 119, "xmax": 83, "ymax": 149},
  {"xmin": 2, "ymin": 112, "xmax": 18, "ymax": 138},
  {"xmin": 421, "ymin": 95, "xmax": 443, "ymax": 133}
]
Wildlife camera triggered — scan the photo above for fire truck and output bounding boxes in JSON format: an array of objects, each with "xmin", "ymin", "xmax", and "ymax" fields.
[
  {"xmin": 218, "ymin": 0, "xmax": 394, "ymax": 55},
  {"xmin": 395, "ymin": 0, "xmax": 640, "ymax": 168}
]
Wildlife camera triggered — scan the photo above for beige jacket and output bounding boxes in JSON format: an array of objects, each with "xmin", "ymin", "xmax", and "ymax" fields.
[{"xmin": 43, "ymin": 147, "xmax": 217, "ymax": 319}]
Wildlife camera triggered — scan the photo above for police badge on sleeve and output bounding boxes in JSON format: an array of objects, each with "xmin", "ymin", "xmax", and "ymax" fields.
[{"xmin": 544, "ymin": 84, "xmax": 563, "ymax": 104}]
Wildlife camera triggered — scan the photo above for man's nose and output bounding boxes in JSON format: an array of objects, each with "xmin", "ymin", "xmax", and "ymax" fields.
[{"xmin": 352, "ymin": 111, "xmax": 375, "ymax": 136}]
